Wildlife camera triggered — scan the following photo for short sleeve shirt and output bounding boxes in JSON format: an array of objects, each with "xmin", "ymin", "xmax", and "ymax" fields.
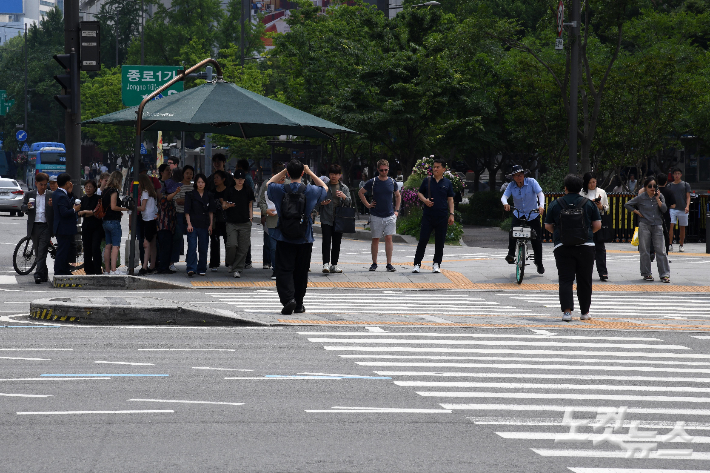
[
  {"xmin": 503, "ymin": 178, "xmax": 544, "ymax": 219},
  {"xmin": 418, "ymin": 176, "xmax": 454, "ymax": 215},
  {"xmin": 544, "ymin": 193, "xmax": 601, "ymax": 250},
  {"xmin": 222, "ymin": 185, "xmax": 255, "ymax": 224},
  {"xmin": 268, "ymin": 182, "xmax": 327, "ymax": 244},
  {"xmin": 667, "ymin": 180, "xmax": 691, "ymax": 209},
  {"xmin": 140, "ymin": 191, "xmax": 158, "ymax": 221},
  {"xmin": 362, "ymin": 177, "xmax": 396, "ymax": 218}
]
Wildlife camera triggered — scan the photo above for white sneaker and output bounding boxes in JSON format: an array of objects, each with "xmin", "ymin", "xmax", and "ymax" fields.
[
  {"xmin": 113, "ymin": 268, "xmax": 127, "ymax": 275},
  {"xmin": 432, "ymin": 263, "xmax": 441, "ymax": 273},
  {"xmin": 330, "ymin": 265, "xmax": 343, "ymax": 273},
  {"xmin": 562, "ymin": 312, "xmax": 572, "ymax": 322},
  {"xmin": 169, "ymin": 264, "xmax": 178, "ymax": 272},
  {"xmin": 669, "ymin": 244, "xmax": 674, "ymax": 252},
  {"xmin": 233, "ymin": 271, "xmax": 241, "ymax": 278},
  {"xmin": 412, "ymin": 264, "xmax": 420, "ymax": 273},
  {"xmin": 322, "ymin": 264, "xmax": 330, "ymax": 273},
  {"xmin": 262, "ymin": 264, "xmax": 271, "ymax": 269},
  {"xmin": 580, "ymin": 313, "xmax": 592, "ymax": 321},
  {"xmin": 679, "ymin": 245, "xmax": 685, "ymax": 252}
]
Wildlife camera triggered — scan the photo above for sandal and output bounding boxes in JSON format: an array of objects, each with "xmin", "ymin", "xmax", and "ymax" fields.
[
  {"xmin": 661, "ymin": 276, "xmax": 670, "ymax": 283},
  {"xmin": 643, "ymin": 275, "xmax": 654, "ymax": 281}
]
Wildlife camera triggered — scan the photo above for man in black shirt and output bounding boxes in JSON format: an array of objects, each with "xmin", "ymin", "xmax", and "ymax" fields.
[
  {"xmin": 221, "ymin": 169, "xmax": 255, "ymax": 278},
  {"xmin": 657, "ymin": 173, "xmax": 676, "ymax": 255}
]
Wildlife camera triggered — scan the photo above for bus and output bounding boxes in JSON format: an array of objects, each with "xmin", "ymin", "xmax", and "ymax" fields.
[{"xmin": 26, "ymin": 142, "xmax": 66, "ymax": 189}]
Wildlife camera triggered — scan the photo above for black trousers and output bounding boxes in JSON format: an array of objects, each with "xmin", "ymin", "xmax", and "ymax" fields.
[
  {"xmin": 275, "ymin": 240, "xmax": 312, "ymax": 306},
  {"xmin": 54, "ymin": 234, "xmax": 74, "ymax": 276},
  {"xmin": 321, "ymin": 223, "xmax": 343, "ymax": 265},
  {"xmin": 82, "ymin": 225, "xmax": 103, "ymax": 275},
  {"xmin": 30, "ymin": 222, "xmax": 51, "ymax": 279},
  {"xmin": 592, "ymin": 234, "xmax": 608, "ymax": 276},
  {"xmin": 136, "ymin": 218, "xmax": 145, "ymax": 265},
  {"xmin": 508, "ymin": 215, "xmax": 543, "ymax": 266},
  {"xmin": 157, "ymin": 229, "xmax": 173, "ymax": 272},
  {"xmin": 209, "ymin": 221, "xmax": 227, "ymax": 268},
  {"xmin": 553, "ymin": 245, "xmax": 595, "ymax": 314},
  {"xmin": 414, "ymin": 211, "xmax": 448, "ymax": 265}
]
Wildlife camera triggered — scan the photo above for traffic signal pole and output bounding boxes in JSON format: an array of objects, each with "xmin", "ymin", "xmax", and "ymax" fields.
[
  {"xmin": 64, "ymin": 0, "xmax": 81, "ymax": 189},
  {"xmin": 568, "ymin": 0, "xmax": 579, "ymax": 175}
]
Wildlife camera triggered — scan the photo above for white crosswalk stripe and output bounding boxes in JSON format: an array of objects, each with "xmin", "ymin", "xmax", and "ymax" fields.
[
  {"xmin": 301, "ymin": 330, "xmax": 709, "ymax": 471},
  {"xmin": 509, "ymin": 293, "xmax": 710, "ymax": 318},
  {"xmin": 0, "ymin": 275, "xmax": 18, "ymax": 285},
  {"xmin": 206, "ymin": 290, "xmax": 545, "ymax": 315}
]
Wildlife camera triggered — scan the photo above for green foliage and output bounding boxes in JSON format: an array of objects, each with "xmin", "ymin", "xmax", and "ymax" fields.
[
  {"xmin": 499, "ymin": 215, "xmax": 512, "ymax": 232},
  {"xmin": 537, "ymin": 162, "xmax": 568, "ymax": 193},
  {"xmin": 457, "ymin": 191, "xmax": 504, "ymax": 225},
  {"xmin": 396, "ymin": 205, "xmax": 463, "ymax": 243}
]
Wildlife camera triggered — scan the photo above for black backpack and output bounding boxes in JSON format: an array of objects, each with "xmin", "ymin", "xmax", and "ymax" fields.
[
  {"xmin": 556, "ymin": 196, "xmax": 589, "ymax": 246},
  {"xmin": 278, "ymin": 183, "xmax": 308, "ymax": 240}
]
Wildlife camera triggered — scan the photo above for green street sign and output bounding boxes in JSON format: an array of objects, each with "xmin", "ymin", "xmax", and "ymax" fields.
[
  {"xmin": 121, "ymin": 65, "xmax": 184, "ymax": 107},
  {"xmin": 0, "ymin": 90, "xmax": 14, "ymax": 116}
]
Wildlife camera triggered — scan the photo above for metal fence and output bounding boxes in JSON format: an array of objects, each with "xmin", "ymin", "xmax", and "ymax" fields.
[{"xmin": 541, "ymin": 193, "xmax": 709, "ymax": 243}]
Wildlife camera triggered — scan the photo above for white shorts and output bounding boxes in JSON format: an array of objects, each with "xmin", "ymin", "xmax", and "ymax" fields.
[
  {"xmin": 669, "ymin": 209, "xmax": 688, "ymax": 226},
  {"xmin": 370, "ymin": 214, "xmax": 397, "ymax": 239}
]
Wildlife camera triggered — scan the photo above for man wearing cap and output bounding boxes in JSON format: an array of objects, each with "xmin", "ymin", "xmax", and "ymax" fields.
[
  {"xmin": 48, "ymin": 175, "xmax": 59, "ymax": 193},
  {"xmin": 501, "ymin": 165, "xmax": 546, "ymax": 274}
]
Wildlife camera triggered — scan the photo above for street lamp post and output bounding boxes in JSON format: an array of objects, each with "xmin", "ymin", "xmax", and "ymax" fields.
[{"xmin": 568, "ymin": 0, "xmax": 580, "ymax": 174}]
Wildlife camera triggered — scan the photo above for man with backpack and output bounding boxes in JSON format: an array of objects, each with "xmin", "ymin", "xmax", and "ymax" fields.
[
  {"xmin": 266, "ymin": 159, "xmax": 328, "ymax": 315},
  {"xmin": 544, "ymin": 174, "xmax": 602, "ymax": 322}
]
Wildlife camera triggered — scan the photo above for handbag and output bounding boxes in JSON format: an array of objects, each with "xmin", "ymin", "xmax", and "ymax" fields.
[
  {"xmin": 333, "ymin": 183, "xmax": 356, "ymax": 233},
  {"xmin": 631, "ymin": 227, "xmax": 639, "ymax": 246},
  {"xmin": 598, "ymin": 214, "xmax": 614, "ymax": 242}
]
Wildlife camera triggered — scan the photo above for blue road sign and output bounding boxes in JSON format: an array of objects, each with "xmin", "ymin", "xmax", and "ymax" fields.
[
  {"xmin": 140, "ymin": 144, "xmax": 147, "ymax": 155},
  {"xmin": 21, "ymin": 143, "xmax": 29, "ymax": 152},
  {"xmin": 16, "ymin": 130, "xmax": 27, "ymax": 142}
]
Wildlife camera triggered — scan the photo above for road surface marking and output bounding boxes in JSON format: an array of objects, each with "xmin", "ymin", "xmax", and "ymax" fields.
[
  {"xmin": 305, "ymin": 406, "xmax": 452, "ymax": 413},
  {"xmin": 40, "ymin": 374, "xmax": 168, "ymax": 377},
  {"xmin": 0, "ymin": 348, "xmax": 72, "ymax": 351},
  {"xmin": 331, "ymin": 348, "xmax": 710, "ymax": 359},
  {"xmin": 192, "ymin": 367, "xmax": 253, "ymax": 371},
  {"xmin": 310, "ymin": 338, "xmax": 687, "ymax": 350},
  {"xmin": 17, "ymin": 410, "xmax": 173, "ymax": 415},
  {"xmin": 467, "ymin": 417, "xmax": 710, "ymax": 430},
  {"xmin": 498, "ymin": 431, "xmax": 710, "ymax": 442},
  {"xmin": 138, "ymin": 349, "xmax": 235, "ymax": 351},
  {"xmin": 299, "ymin": 332, "xmax": 662, "ymax": 341},
  {"xmin": 359, "ymin": 356, "xmax": 710, "ymax": 366},
  {"xmin": 395, "ymin": 381, "xmax": 710, "ymax": 393},
  {"xmin": 417, "ymin": 391, "xmax": 710, "ymax": 403},
  {"xmin": 95, "ymin": 361, "xmax": 156, "ymax": 366},
  {"xmin": 568, "ymin": 469, "xmax": 710, "ymax": 473},
  {"xmin": 0, "ymin": 356, "xmax": 50, "ymax": 361},
  {"xmin": 373, "ymin": 371, "xmax": 710, "ymax": 383},
  {"xmin": 128, "ymin": 399, "xmax": 244, "ymax": 406},
  {"xmin": 532, "ymin": 449, "xmax": 704, "ymax": 459},
  {"xmin": 358, "ymin": 361, "xmax": 710, "ymax": 374},
  {"xmin": 441, "ymin": 404, "xmax": 710, "ymax": 415},
  {"xmin": 1, "ymin": 393, "xmax": 52, "ymax": 398},
  {"xmin": 0, "ymin": 377, "xmax": 110, "ymax": 381},
  {"xmin": 365, "ymin": 327, "xmax": 387, "ymax": 333}
]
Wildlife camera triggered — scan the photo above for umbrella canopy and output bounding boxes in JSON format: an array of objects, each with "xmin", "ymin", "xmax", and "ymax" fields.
[{"xmin": 82, "ymin": 80, "xmax": 356, "ymax": 139}]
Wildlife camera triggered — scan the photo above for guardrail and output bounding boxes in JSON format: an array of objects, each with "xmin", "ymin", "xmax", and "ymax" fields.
[{"xmin": 541, "ymin": 193, "xmax": 708, "ymax": 243}]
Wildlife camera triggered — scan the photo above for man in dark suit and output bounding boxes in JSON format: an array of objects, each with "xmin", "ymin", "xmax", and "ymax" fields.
[
  {"xmin": 21, "ymin": 173, "xmax": 54, "ymax": 283},
  {"xmin": 52, "ymin": 173, "xmax": 81, "ymax": 276}
]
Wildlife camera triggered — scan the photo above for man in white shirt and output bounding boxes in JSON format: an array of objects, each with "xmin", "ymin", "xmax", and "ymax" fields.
[{"xmin": 21, "ymin": 173, "xmax": 54, "ymax": 283}]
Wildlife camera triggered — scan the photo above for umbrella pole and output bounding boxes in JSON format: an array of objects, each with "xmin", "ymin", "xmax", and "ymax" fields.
[{"xmin": 128, "ymin": 132, "xmax": 141, "ymax": 275}]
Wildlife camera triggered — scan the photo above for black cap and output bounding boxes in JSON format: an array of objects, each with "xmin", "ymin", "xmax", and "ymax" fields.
[{"xmin": 510, "ymin": 165, "xmax": 525, "ymax": 175}]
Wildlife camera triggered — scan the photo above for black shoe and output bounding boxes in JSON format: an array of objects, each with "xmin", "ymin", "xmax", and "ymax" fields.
[
  {"xmin": 271, "ymin": 272, "xmax": 276, "ymax": 280},
  {"xmin": 281, "ymin": 299, "xmax": 297, "ymax": 315},
  {"xmin": 138, "ymin": 268, "xmax": 148, "ymax": 276},
  {"xmin": 600, "ymin": 274, "xmax": 608, "ymax": 281},
  {"xmin": 34, "ymin": 275, "xmax": 42, "ymax": 284},
  {"xmin": 536, "ymin": 264, "xmax": 544, "ymax": 275},
  {"xmin": 369, "ymin": 263, "xmax": 377, "ymax": 271},
  {"xmin": 294, "ymin": 305, "xmax": 306, "ymax": 314},
  {"xmin": 505, "ymin": 255, "xmax": 515, "ymax": 264},
  {"xmin": 386, "ymin": 264, "xmax": 396, "ymax": 272}
]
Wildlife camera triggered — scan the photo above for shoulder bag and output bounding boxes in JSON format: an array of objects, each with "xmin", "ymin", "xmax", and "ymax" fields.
[{"xmin": 334, "ymin": 183, "xmax": 356, "ymax": 234}]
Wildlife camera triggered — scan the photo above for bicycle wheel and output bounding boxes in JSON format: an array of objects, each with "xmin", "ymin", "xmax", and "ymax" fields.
[
  {"xmin": 13, "ymin": 236, "xmax": 37, "ymax": 276},
  {"xmin": 515, "ymin": 240, "xmax": 525, "ymax": 284}
]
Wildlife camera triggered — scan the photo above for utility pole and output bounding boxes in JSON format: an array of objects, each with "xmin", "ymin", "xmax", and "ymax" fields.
[
  {"xmin": 568, "ymin": 0, "xmax": 579, "ymax": 175},
  {"xmin": 24, "ymin": 23, "xmax": 27, "ymax": 136},
  {"xmin": 64, "ymin": 0, "xmax": 81, "ymax": 189},
  {"xmin": 140, "ymin": 0, "xmax": 144, "ymax": 65},
  {"xmin": 115, "ymin": 9, "xmax": 118, "ymax": 66}
]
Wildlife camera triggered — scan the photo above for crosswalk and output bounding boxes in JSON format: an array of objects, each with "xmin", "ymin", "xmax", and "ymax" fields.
[
  {"xmin": 206, "ymin": 290, "xmax": 546, "ymax": 316},
  {"xmin": 508, "ymin": 293, "xmax": 710, "ymax": 319},
  {"xmin": 301, "ymin": 330, "xmax": 710, "ymax": 472}
]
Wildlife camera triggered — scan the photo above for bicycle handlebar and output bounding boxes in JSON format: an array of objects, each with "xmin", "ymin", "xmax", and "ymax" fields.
[{"xmin": 510, "ymin": 207, "xmax": 541, "ymax": 221}]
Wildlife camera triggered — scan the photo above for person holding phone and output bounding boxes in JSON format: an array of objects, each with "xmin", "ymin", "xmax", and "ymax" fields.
[
  {"xmin": 624, "ymin": 177, "xmax": 670, "ymax": 283},
  {"xmin": 581, "ymin": 172, "xmax": 609, "ymax": 281},
  {"xmin": 221, "ymin": 169, "xmax": 255, "ymax": 278}
]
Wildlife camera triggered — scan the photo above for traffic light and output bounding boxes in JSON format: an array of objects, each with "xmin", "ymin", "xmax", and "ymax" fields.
[{"xmin": 53, "ymin": 52, "xmax": 79, "ymax": 113}]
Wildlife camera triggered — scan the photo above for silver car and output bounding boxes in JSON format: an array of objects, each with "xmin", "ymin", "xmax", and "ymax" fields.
[{"xmin": 0, "ymin": 178, "xmax": 25, "ymax": 216}]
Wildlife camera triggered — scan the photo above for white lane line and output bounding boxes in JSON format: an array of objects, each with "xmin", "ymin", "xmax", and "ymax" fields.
[
  {"xmin": 305, "ymin": 407, "xmax": 452, "ymax": 413},
  {"xmin": 443, "ymin": 404, "xmax": 710, "ymax": 415},
  {"xmin": 0, "ymin": 356, "xmax": 50, "ymax": 361},
  {"xmin": 568, "ymin": 469, "xmax": 710, "ymax": 473},
  {"xmin": 310, "ymin": 338, "xmax": 687, "ymax": 350},
  {"xmin": 0, "ymin": 348, "xmax": 72, "ymax": 351},
  {"xmin": 1, "ymin": 393, "xmax": 52, "ymax": 398},
  {"xmin": 16, "ymin": 410, "xmax": 173, "ymax": 415},
  {"xmin": 128, "ymin": 399, "xmax": 244, "ymax": 406},
  {"xmin": 419, "ymin": 391, "xmax": 710, "ymax": 403},
  {"xmin": 300, "ymin": 332, "xmax": 661, "ymax": 341},
  {"xmin": 468, "ymin": 417, "xmax": 710, "ymax": 430},
  {"xmin": 357, "ymin": 361, "xmax": 710, "ymax": 374},
  {"xmin": 328, "ymin": 347, "xmax": 710, "ymax": 359},
  {"xmin": 374, "ymin": 371, "xmax": 710, "ymax": 384},
  {"xmin": 533, "ymin": 449, "xmax": 704, "ymax": 459},
  {"xmin": 95, "ymin": 361, "xmax": 155, "ymax": 366},
  {"xmin": 224, "ymin": 377, "xmax": 343, "ymax": 380},
  {"xmin": 192, "ymin": 367, "xmax": 254, "ymax": 371},
  {"xmin": 395, "ymin": 381, "xmax": 710, "ymax": 393},
  {"xmin": 365, "ymin": 327, "xmax": 387, "ymax": 333},
  {"xmin": 693, "ymin": 336, "xmax": 710, "ymax": 339},
  {"xmin": 138, "ymin": 349, "xmax": 236, "ymax": 351},
  {"xmin": 361, "ymin": 355, "xmax": 710, "ymax": 366},
  {"xmin": 499, "ymin": 431, "xmax": 710, "ymax": 443},
  {"xmin": 0, "ymin": 378, "xmax": 110, "ymax": 381}
]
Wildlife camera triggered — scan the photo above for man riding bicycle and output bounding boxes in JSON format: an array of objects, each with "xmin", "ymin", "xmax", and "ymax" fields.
[{"xmin": 501, "ymin": 165, "xmax": 545, "ymax": 274}]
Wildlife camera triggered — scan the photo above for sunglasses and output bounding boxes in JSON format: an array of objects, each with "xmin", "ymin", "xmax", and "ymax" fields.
[{"xmin": 379, "ymin": 168, "xmax": 389, "ymax": 172}]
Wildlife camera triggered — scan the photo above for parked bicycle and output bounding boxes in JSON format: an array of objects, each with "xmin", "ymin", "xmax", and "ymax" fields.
[
  {"xmin": 13, "ymin": 236, "xmax": 84, "ymax": 276},
  {"xmin": 510, "ymin": 208, "xmax": 538, "ymax": 284}
]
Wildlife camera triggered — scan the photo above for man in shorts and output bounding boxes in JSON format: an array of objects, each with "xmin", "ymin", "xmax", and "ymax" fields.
[
  {"xmin": 667, "ymin": 168, "xmax": 691, "ymax": 252},
  {"xmin": 358, "ymin": 159, "xmax": 401, "ymax": 272}
]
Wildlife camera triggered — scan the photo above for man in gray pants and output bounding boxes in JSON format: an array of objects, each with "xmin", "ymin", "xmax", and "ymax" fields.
[
  {"xmin": 221, "ymin": 169, "xmax": 255, "ymax": 278},
  {"xmin": 21, "ymin": 172, "xmax": 54, "ymax": 283}
]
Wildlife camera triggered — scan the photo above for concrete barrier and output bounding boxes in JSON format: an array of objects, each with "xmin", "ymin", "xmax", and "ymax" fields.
[{"xmin": 52, "ymin": 275, "xmax": 186, "ymax": 290}]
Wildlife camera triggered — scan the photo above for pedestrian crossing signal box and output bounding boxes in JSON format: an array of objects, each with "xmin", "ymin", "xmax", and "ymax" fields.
[{"xmin": 53, "ymin": 52, "xmax": 79, "ymax": 113}]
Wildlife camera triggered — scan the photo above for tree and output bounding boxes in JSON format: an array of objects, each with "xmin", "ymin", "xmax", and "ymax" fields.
[
  {"xmin": 218, "ymin": 0, "xmax": 267, "ymax": 60},
  {"xmin": 94, "ymin": 0, "xmax": 156, "ymax": 68}
]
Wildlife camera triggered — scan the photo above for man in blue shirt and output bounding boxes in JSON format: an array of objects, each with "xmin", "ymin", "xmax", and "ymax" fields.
[
  {"xmin": 267, "ymin": 160, "xmax": 328, "ymax": 315},
  {"xmin": 412, "ymin": 158, "xmax": 455, "ymax": 273},
  {"xmin": 501, "ymin": 165, "xmax": 546, "ymax": 274}
]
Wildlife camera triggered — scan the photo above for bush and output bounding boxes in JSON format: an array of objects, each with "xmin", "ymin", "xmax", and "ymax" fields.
[
  {"xmin": 458, "ymin": 191, "xmax": 505, "ymax": 226},
  {"xmin": 396, "ymin": 206, "xmax": 463, "ymax": 243},
  {"xmin": 499, "ymin": 215, "xmax": 512, "ymax": 232}
]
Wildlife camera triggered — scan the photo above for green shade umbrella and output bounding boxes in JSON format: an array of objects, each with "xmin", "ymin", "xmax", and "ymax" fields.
[{"xmin": 82, "ymin": 80, "xmax": 356, "ymax": 139}]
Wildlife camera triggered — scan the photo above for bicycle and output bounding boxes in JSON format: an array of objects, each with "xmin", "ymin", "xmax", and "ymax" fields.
[
  {"xmin": 510, "ymin": 208, "xmax": 538, "ymax": 284},
  {"xmin": 13, "ymin": 235, "xmax": 85, "ymax": 276}
]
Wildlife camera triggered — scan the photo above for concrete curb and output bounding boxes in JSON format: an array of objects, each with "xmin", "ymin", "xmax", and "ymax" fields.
[
  {"xmin": 311, "ymin": 225, "xmax": 417, "ymax": 244},
  {"xmin": 29, "ymin": 297, "xmax": 271, "ymax": 326},
  {"xmin": 52, "ymin": 275, "xmax": 187, "ymax": 290}
]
